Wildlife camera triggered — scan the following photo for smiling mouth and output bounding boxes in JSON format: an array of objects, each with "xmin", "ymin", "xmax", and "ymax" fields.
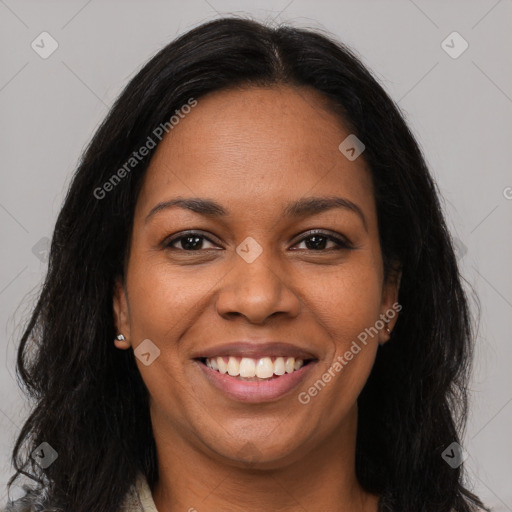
[{"xmin": 196, "ymin": 356, "xmax": 317, "ymax": 381}]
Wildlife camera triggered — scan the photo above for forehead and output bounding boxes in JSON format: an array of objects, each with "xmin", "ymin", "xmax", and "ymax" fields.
[{"xmin": 135, "ymin": 85, "xmax": 375, "ymax": 224}]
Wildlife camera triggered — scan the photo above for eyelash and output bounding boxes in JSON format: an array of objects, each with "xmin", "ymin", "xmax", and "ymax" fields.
[{"xmin": 163, "ymin": 230, "xmax": 353, "ymax": 252}]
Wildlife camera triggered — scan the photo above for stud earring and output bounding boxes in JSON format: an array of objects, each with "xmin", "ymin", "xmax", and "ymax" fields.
[
  {"xmin": 379, "ymin": 319, "xmax": 392, "ymax": 346},
  {"xmin": 116, "ymin": 334, "xmax": 127, "ymax": 342},
  {"xmin": 383, "ymin": 316, "xmax": 392, "ymax": 336}
]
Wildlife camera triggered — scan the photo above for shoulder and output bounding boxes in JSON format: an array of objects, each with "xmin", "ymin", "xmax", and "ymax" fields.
[
  {"xmin": 120, "ymin": 473, "xmax": 158, "ymax": 512},
  {"xmin": 1, "ymin": 473, "xmax": 155, "ymax": 512},
  {"xmin": 0, "ymin": 484, "xmax": 62, "ymax": 512}
]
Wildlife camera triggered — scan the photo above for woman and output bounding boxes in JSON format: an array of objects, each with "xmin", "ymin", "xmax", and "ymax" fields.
[{"xmin": 3, "ymin": 16, "xmax": 490, "ymax": 512}]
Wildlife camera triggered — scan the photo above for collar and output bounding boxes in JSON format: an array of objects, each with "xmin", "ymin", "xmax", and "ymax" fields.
[{"xmin": 121, "ymin": 473, "xmax": 159, "ymax": 512}]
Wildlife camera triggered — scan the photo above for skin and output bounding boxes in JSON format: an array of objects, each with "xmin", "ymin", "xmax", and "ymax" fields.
[{"xmin": 113, "ymin": 84, "xmax": 401, "ymax": 512}]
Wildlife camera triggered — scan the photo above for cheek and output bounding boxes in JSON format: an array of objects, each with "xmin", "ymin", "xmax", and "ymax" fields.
[
  {"xmin": 302, "ymin": 266, "xmax": 382, "ymax": 426},
  {"xmin": 125, "ymin": 258, "xmax": 206, "ymax": 419},
  {"xmin": 307, "ymin": 260, "xmax": 382, "ymax": 406},
  {"xmin": 301, "ymin": 256, "xmax": 383, "ymax": 346},
  {"xmin": 127, "ymin": 256, "xmax": 209, "ymax": 340}
]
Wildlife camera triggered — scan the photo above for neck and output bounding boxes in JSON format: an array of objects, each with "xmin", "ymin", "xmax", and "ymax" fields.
[{"xmin": 150, "ymin": 404, "xmax": 379, "ymax": 512}]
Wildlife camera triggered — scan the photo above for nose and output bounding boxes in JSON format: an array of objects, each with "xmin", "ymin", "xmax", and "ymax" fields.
[{"xmin": 215, "ymin": 247, "xmax": 301, "ymax": 325}]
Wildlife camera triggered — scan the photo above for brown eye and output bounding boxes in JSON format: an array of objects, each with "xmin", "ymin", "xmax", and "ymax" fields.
[
  {"xmin": 163, "ymin": 229, "xmax": 352, "ymax": 252},
  {"xmin": 292, "ymin": 230, "xmax": 353, "ymax": 251},
  {"xmin": 164, "ymin": 231, "xmax": 218, "ymax": 251}
]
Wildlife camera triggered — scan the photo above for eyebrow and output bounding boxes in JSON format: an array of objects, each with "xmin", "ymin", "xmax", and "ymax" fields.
[{"xmin": 145, "ymin": 195, "xmax": 367, "ymax": 231}]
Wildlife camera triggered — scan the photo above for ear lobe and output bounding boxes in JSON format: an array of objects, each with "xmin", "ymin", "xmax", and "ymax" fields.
[
  {"xmin": 379, "ymin": 264, "xmax": 402, "ymax": 343},
  {"xmin": 113, "ymin": 278, "xmax": 131, "ymax": 347}
]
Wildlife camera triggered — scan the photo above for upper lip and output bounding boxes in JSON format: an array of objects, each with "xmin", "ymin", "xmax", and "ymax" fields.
[{"xmin": 192, "ymin": 341, "xmax": 318, "ymax": 361}]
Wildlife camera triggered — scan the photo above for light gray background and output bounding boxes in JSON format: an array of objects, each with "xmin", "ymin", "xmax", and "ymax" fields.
[{"xmin": 1, "ymin": 0, "xmax": 511, "ymax": 510}]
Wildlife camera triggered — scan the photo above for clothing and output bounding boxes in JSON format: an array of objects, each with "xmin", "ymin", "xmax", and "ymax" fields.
[
  {"xmin": 1, "ymin": 473, "xmax": 158, "ymax": 512},
  {"xmin": 1, "ymin": 473, "xmax": 410, "ymax": 511},
  {"xmin": 120, "ymin": 473, "xmax": 159, "ymax": 511}
]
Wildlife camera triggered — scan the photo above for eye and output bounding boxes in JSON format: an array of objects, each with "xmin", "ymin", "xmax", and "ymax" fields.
[
  {"xmin": 291, "ymin": 230, "xmax": 353, "ymax": 251},
  {"xmin": 163, "ymin": 229, "xmax": 352, "ymax": 252},
  {"xmin": 163, "ymin": 231, "xmax": 219, "ymax": 251}
]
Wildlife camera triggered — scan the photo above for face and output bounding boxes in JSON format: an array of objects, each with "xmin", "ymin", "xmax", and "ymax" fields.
[{"xmin": 113, "ymin": 85, "xmax": 400, "ymax": 469}]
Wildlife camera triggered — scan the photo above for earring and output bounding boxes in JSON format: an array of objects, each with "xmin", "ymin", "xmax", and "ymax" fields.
[
  {"xmin": 115, "ymin": 333, "xmax": 130, "ymax": 349},
  {"xmin": 379, "ymin": 320, "xmax": 392, "ymax": 345},
  {"xmin": 383, "ymin": 316, "xmax": 392, "ymax": 336}
]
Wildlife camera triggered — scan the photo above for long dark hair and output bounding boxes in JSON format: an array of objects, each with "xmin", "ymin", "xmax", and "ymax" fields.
[{"xmin": 6, "ymin": 16, "xmax": 489, "ymax": 512}]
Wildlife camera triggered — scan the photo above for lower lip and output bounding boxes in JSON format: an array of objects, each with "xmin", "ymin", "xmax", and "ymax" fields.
[{"xmin": 195, "ymin": 360, "xmax": 317, "ymax": 403}]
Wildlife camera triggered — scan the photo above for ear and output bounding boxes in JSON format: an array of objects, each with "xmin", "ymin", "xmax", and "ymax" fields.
[
  {"xmin": 378, "ymin": 262, "xmax": 402, "ymax": 345},
  {"xmin": 113, "ymin": 277, "xmax": 131, "ymax": 350}
]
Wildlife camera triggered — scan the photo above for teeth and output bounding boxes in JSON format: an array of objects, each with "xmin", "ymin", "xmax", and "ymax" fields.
[
  {"xmin": 274, "ymin": 357, "xmax": 285, "ymax": 375},
  {"xmin": 205, "ymin": 356, "xmax": 305, "ymax": 378},
  {"xmin": 217, "ymin": 357, "xmax": 228, "ymax": 374},
  {"xmin": 256, "ymin": 357, "xmax": 274, "ymax": 378},
  {"xmin": 239, "ymin": 357, "xmax": 256, "ymax": 377},
  {"xmin": 227, "ymin": 356, "xmax": 240, "ymax": 376}
]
